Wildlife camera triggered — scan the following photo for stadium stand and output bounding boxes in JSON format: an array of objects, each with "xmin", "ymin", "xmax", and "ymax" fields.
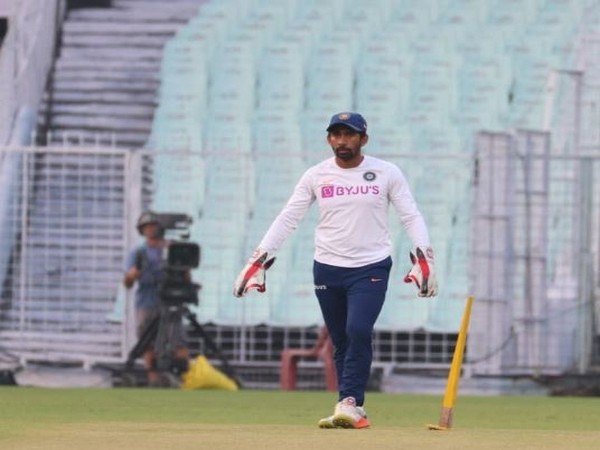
[
  {"xmin": 0, "ymin": 0, "xmax": 599, "ymax": 387},
  {"xmin": 135, "ymin": 0, "xmax": 599, "ymax": 382}
]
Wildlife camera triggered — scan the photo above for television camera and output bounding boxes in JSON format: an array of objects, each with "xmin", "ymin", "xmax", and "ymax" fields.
[
  {"xmin": 153, "ymin": 212, "xmax": 201, "ymax": 306},
  {"xmin": 124, "ymin": 212, "xmax": 240, "ymax": 388}
]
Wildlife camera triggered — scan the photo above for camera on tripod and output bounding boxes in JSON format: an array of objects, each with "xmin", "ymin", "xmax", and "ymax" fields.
[
  {"xmin": 124, "ymin": 211, "xmax": 240, "ymax": 387},
  {"xmin": 152, "ymin": 212, "xmax": 201, "ymax": 306}
]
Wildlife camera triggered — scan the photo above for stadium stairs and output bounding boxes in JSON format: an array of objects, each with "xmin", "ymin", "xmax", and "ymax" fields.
[{"xmin": 37, "ymin": 0, "xmax": 202, "ymax": 148}]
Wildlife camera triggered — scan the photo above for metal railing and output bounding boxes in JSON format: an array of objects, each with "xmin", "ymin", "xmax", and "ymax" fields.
[
  {"xmin": 0, "ymin": 145, "xmax": 138, "ymax": 368},
  {"xmin": 471, "ymin": 132, "xmax": 599, "ymax": 376},
  {"xmin": 1, "ymin": 143, "xmax": 597, "ymax": 377}
]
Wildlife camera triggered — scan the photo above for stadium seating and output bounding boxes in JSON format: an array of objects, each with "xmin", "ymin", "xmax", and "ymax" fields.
[{"xmin": 143, "ymin": 0, "xmax": 596, "ymax": 333}]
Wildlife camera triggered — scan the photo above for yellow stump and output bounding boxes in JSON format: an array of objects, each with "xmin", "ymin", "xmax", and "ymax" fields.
[{"xmin": 427, "ymin": 296, "xmax": 474, "ymax": 431}]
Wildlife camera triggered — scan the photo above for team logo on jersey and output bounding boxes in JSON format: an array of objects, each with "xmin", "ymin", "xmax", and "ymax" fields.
[
  {"xmin": 321, "ymin": 185, "xmax": 335, "ymax": 198},
  {"xmin": 363, "ymin": 171, "xmax": 376, "ymax": 182}
]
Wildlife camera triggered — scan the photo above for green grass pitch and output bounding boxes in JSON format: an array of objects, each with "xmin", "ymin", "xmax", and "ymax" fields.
[{"xmin": 1, "ymin": 387, "xmax": 599, "ymax": 449}]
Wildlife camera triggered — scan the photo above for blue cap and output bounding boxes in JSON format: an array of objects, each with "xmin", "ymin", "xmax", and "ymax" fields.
[{"xmin": 326, "ymin": 112, "xmax": 368, "ymax": 133}]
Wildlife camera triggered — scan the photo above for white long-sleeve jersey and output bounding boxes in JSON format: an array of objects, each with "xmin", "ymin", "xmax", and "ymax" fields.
[{"xmin": 259, "ymin": 155, "xmax": 430, "ymax": 268}]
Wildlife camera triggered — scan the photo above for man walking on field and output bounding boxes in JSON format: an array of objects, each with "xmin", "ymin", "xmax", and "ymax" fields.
[{"xmin": 234, "ymin": 112, "xmax": 438, "ymax": 428}]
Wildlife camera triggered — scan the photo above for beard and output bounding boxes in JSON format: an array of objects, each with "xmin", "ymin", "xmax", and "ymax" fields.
[{"xmin": 334, "ymin": 147, "xmax": 357, "ymax": 161}]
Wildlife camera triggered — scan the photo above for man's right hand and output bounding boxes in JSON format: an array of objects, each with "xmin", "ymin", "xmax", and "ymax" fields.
[
  {"xmin": 233, "ymin": 247, "xmax": 276, "ymax": 298},
  {"xmin": 123, "ymin": 266, "xmax": 140, "ymax": 289},
  {"xmin": 403, "ymin": 246, "xmax": 438, "ymax": 297}
]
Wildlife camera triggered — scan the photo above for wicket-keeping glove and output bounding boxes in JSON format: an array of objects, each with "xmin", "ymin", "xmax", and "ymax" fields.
[
  {"xmin": 403, "ymin": 246, "xmax": 438, "ymax": 298},
  {"xmin": 233, "ymin": 247, "xmax": 276, "ymax": 298}
]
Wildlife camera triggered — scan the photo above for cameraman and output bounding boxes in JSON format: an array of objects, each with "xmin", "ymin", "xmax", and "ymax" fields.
[{"xmin": 123, "ymin": 211, "xmax": 167, "ymax": 385}]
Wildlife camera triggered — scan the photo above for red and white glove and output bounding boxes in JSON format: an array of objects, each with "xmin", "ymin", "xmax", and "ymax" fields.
[
  {"xmin": 403, "ymin": 246, "xmax": 438, "ymax": 298},
  {"xmin": 233, "ymin": 247, "xmax": 276, "ymax": 298}
]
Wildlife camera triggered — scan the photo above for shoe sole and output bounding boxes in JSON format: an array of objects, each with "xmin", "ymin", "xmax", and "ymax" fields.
[
  {"xmin": 332, "ymin": 415, "xmax": 370, "ymax": 429},
  {"xmin": 318, "ymin": 420, "xmax": 337, "ymax": 429}
]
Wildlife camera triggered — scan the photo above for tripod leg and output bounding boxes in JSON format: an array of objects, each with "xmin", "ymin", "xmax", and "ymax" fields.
[
  {"xmin": 184, "ymin": 309, "xmax": 242, "ymax": 388},
  {"xmin": 154, "ymin": 304, "xmax": 184, "ymax": 373},
  {"xmin": 126, "ymin": 316, "xmax": 159, "ymax": 369}
]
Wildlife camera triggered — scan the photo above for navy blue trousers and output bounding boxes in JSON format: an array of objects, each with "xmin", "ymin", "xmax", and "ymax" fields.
[{"xmin": 313, "ymin": 257, "xmax": 392, "ymax": 406}]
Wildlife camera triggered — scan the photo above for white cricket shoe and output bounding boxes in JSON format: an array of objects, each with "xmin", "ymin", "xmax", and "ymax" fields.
[
  {"xmin": 332, "ymin": 397, "xmax": 371, "ymax": 429},
  {"xmin": 317, "ymin": 415, "xmax": 336, "ymax": 429}
]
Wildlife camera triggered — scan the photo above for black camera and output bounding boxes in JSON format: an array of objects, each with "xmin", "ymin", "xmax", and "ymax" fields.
[
  {"xmin": 155, "ymin": 213, "xmax": 200, "ymax": 270},
  {"xmin": 154, "ymin": 213, "xmax": 201, "ymax": 305}
]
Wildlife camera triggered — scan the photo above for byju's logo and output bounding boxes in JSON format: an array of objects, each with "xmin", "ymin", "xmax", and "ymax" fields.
[
  {"xmin": 321, "ymin": 185, "xmax": 334, "ymax": 198},
  {"xmin": 320, "ymin": 185, "xmax": 380, "ymax": 198}
]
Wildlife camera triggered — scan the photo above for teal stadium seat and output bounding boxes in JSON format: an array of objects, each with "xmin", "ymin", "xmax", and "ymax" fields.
[
  {"xmin": 305, "ymin": 42, "xmax": 355, "ymax": 111},
  {"xmin": 203, "ymin": 116, "xmax": 253, "ymax": 155},
  {"xmin": 152, "ymin": 152, "xmax": 205, "ymax": 213},
  {"xmin": 355, "ymin": 58, "xmax": 412, "ymax": 118},
  {"xmin": 257, "ymin": 43, "xmax": 305, "ymax": 112},
  {"xmin": 208, "ymin": 58, "xmax": 256, "ymax": 118},
  {"xmin": 442, "ymin": 0, "xmax": 491, "ymax": 24},
  {"xmin": 300, "ymin": 109, "xmax": 335, "ymax": 164},
  {"xmin": 391, "ymin": 0, "xmax": 444, "ymax": 28},
  {"xmin": 252, "ymin": 110, "xmax": 304, "ymax": 156},
  {"xmin": 148, "ymin": 104, "xmax": 204, "ymax": 151}
]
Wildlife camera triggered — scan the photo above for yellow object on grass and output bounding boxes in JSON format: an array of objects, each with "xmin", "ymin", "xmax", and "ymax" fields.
[
  {"xmin": 182, "ymin": 355, "xmax": 238, "ymax": 391},
  {"xmin": 427, "ymin": 296, "xmax": 474, "ymax": 431}
]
